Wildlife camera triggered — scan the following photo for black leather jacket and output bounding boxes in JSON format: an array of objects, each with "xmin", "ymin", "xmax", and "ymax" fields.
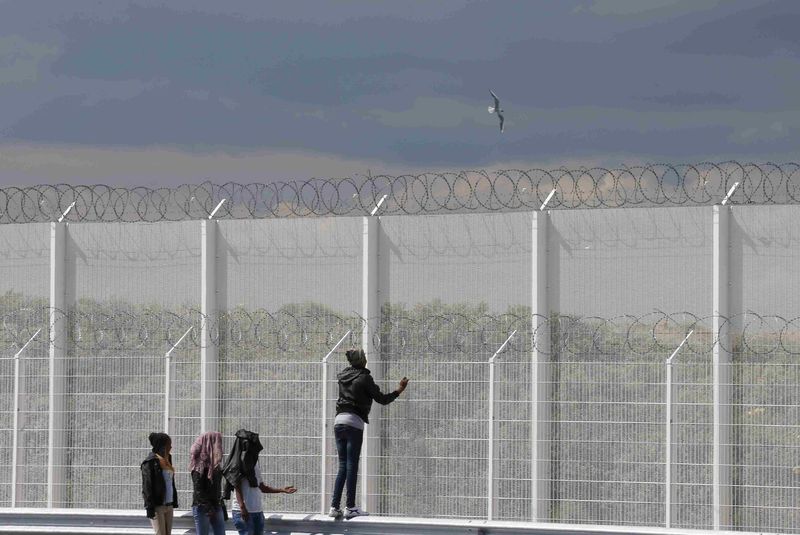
[
  {"xmin": 192, "ymin": 467, "xmax": 223, "ymax": 508},
  {"xmin": 141, "ymin": 452, "xmax": 178, "ymax": 515},
  {"xmin": 335, "ymin": 366, "xmax": 398, "ymax": 424}
]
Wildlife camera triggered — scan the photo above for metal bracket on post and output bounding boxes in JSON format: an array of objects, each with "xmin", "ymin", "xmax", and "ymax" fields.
[
  {"xmin": 320, "ymin": 330, "xmax": 352, "ymax": 513},
  {"xmin": 369, "ymin": 194, "xmax": 387, "ymax": 217},
  {"xmin": 11, "ymin": 328, "xmax": 41, "ymax": 507},
  {"xmin": 488, "ymin": 330, "xmax": 517, "ymax": 521},
  {"xmin": 720, "ymin": 182, "xmax": 739, "ymax": 206},
  {"xmin": 208, "ymin": 199, "xmax": 226, "ymax": 220},
  {"xmin": 164, "ymin": 326, "xmax": 193, "ymax": 434},
  {"xmin": 539, "ymin": 189, "xmax": 556, "ymax": 211},
  {"xmin": 57, "ymin": 202, "xmax": 75, "ymax": 223},
  {"xmin": 665, "ymin": 329, "xmax": 693, "ymax": 528}
]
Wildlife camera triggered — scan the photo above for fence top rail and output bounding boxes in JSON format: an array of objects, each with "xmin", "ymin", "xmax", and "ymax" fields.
[{"xmin": 1, "ymin": 162, "xmax": 798, "ymax": 223}]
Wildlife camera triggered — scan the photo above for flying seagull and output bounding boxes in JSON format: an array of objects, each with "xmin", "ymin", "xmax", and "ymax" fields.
[{"xmin": 488, "ymin": 90, "xmax": 504, "ymax": 132}]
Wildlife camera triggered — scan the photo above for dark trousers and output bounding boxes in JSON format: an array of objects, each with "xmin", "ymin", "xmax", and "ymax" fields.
[{"xmin": 331, "ymin": 423, "xmax": 364, "ymax": 509}]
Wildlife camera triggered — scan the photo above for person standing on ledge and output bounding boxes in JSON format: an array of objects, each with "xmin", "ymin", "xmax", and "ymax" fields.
[{"xmin": 329, "ymin": 348, "xmax": 408, "ymax": 519}]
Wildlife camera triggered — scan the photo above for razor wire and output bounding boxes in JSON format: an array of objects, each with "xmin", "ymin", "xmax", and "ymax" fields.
[
  {"xmin": 2, "ymin": 162, "xmax": 800, "ymax": 223},
  {"xmin": 2, "ymin": 307, "xmax": 799, "ymax": 357}
]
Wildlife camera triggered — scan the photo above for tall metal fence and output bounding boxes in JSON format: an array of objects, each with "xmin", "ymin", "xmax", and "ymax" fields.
[{"xmin": 0, "ymin": 166, "xmax": 799, "ymax": 533}]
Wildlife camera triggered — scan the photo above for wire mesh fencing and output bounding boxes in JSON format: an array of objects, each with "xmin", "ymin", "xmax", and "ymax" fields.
[
  {"xmin": 0, "ymin": 304, "xmax": 799, "ymax": 533},
  {"xmin": 727, "ymin": 318, "xmax": 800, "ymax": 532}
]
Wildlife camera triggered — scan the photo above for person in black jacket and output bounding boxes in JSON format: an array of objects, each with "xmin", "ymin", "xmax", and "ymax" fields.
[
  {"xmin": 141, "ymin": 432, "xmax": 178, "ymax": 535},
  {"xmin": 329, "ymin": 348, "xmax": 408, "ymax": 519},
  {"xmin": 222, "ymin": 429, "xmax": 297, "ymax": 535},
  {"xmin": 189, "ymin": 431, "xmax": 226, "ymax": 535}
]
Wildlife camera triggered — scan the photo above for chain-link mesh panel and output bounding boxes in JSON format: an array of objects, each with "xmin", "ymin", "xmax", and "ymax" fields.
[
  {"xmin": 0, "ymin": 223, "xmax": 50, "ymax": 507},
  {"xmin": 376, "ymin": 212, "xmax": 531, "ymax": 518},
  {"xmin": 729, "ymin": 206, "xmax": 800, "ymax": 532},
  {"xmin": 671, "ymin": 354, "xmax": 713, "ymax": 528},
  {"xmin": 495, "ymin": 352, "xmax": 531, "ymax": 521},
  {"xmin": 549, "ymin": 315, "xmax": 713, "ymax": 527},
  {"xmin": 549, "ymin": 207, "xmax": 711, "ymax": 317},
  {"xmin": 60, "ymin": 222, "xmax": 200, "ymax": 508},
  {"xmin": 0, "ymin": 352, "xmax": 10, "ymax": 506},
  {"xmin": 216, "ymin": 218, "xmax": 362, "ymax": 512},
  {"xmin": 728, "ymin": 323, "xmax": 800, "ymax": 532}
]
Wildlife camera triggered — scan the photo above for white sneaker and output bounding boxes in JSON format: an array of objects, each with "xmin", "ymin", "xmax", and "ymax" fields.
[
  {"xmin": 345, "ymin": 506, "xmax": 369, "ymax": 519},
  {"xmin": 328, "ymin": 507, "xmax": 343, "ymax": 518}
]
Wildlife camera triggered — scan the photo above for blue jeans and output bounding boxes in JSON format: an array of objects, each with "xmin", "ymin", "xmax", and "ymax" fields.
[
  {"xmin": 232, "ymin": 509, "xmax": 265, "ymax": 535},
  {"xmin": 331, "ymin": 423, "xmax": 363, "ymax": 509},
  {"xmin": 191, "ymin": 504, "xmax": 226, "ymax": 535}
]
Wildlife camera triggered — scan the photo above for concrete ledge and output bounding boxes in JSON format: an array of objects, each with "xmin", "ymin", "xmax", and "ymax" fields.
[{"xmin": 0, "ymin": 509, "xmax": 780, "ymax": 535}]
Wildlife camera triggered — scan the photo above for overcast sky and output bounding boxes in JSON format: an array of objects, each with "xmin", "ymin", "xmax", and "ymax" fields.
[{"xmin": 1, "ymin": 0, "xmax": 798, "ymax": 187}]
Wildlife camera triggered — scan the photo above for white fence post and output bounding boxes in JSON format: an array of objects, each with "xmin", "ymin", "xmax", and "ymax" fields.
[
  {"xmin": 665, "ymin": 329, "xmax": 693, "ymax": 528},
  {"xmin": 531, "ymin": 209, "xmax": 550, "ymax": 522},
  {"xmin": 47, "ymin": 222, "xmax": 67, "ymax": 507},
  {"xmin": 712, "ymin": 205, "xmax": 732, "ymax": 529},
  {"xmin": 488, "ymin": 330, "xmax": 516, "ymax": 521},
  {"xmin": 320, "ymin": 331, "xmax": 352, "ymax": 513},
  {"xmin": 361, "ymin": 215, "xmax": 380, "ymax": 512},
  {"xmin": 200, "ymin": 220, "xmax": 218, "ymax": 433},
  {"xmin": 11, "ymin": 328, "xmax": 41, "ymax": 507}
]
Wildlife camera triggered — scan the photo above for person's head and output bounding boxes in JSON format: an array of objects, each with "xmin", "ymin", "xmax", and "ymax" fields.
[
  {"xmin": 189, "ymin": 431, "xmax": 224, "ymax": 477},
  {"xmin": 149, "ymin": 432, "xmax": 171, "ymax": 456},
  {"xmin": 346, "ymin": 348, "xmax": 367, "ymax": 369}
]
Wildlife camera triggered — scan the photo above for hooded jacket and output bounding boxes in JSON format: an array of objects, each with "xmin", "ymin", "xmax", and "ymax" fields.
[
  {"xmin": 141, "ymin": 452, "xmax": 178, "ymax": 515},
  {"xmin": 221, "ymin": 429, "xmax": 263, "ymax": 500},
  {"xmin": 335, "ymin": 366, "xmax": 399, "ymax": 424}
]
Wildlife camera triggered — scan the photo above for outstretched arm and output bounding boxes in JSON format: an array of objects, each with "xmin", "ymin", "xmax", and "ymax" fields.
[
  {"xmin": 367, "ymin": 375, "xmax": 409, "ymax": 405},
  {"xmin": 259, "ymin": 483, "xmax": 297, "ymax": 494}
]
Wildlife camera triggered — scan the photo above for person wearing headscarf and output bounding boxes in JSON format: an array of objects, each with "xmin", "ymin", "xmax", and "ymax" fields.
[
  {"xmin": 141, "ymin": 432, "xmax": 178, "ymax": 535},
  {"xmin": 329, "ymin": 348, "xmax": 408, "ymax": 519},
  {"xmin": 222, "ymin": 429, "xmax": 297, "ymax": 535},
  {"xmin": 189, "ymin": 431, "xmax": 226, "ymax": 535}
]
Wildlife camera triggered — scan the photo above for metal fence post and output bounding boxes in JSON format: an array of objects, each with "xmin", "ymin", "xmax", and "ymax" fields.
[
  {"xmin": 11, "ymin": 328, "xmax": 41, "ymax": 507},
  {"xmin": 320, "ymin": 331, "xmax": 351, "ymax": 513},
  {"xmin": 200, "ymin": 219, "xmax": 218, "ymax": 433},
  {"xmin": 488, "ymin": 330, "xmax": 516, "ymax": 521},
  {"xmin": 712, "ymin": 204, "xmax": 732, "ymax": 530},
  {"xmin": 47, "ymin": 222, "xmax": 67, "ymax": 507},
  {"xmin": 361, "ymin": 215, "xmax": 380, "ymax": 512},
  {"xmin": 531, "ymin": 209, "xmax": 550, "ymax": 522},
  {"xmin": 665, "ymin": 329, "xmax": 693, "ymax": 528}
]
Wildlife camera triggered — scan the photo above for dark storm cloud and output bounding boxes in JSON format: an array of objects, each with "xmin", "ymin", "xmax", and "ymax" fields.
[
  {"xmin": 669, "ymin": 0, "xmax": 800, "ymax": 58},
  {"xmin": 2, "ymin": 0, "xmax": 800, "ymax": 174}
]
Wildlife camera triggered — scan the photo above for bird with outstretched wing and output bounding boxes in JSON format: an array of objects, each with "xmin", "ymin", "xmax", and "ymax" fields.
[{"xmin": 488, "ymin": 90, "xmax": 504, "ymax": 132}]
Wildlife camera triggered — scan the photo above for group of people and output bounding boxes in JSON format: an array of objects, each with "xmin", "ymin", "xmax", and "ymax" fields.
[{"xmin": 141, "ymin": 348, "xmax": 409, "ymax": 535}]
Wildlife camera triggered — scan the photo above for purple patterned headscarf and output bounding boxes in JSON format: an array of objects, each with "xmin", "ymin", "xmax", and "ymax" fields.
[{"xmin": 188, "ymin": 431, "xmax": 223, "ymax": 480}]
